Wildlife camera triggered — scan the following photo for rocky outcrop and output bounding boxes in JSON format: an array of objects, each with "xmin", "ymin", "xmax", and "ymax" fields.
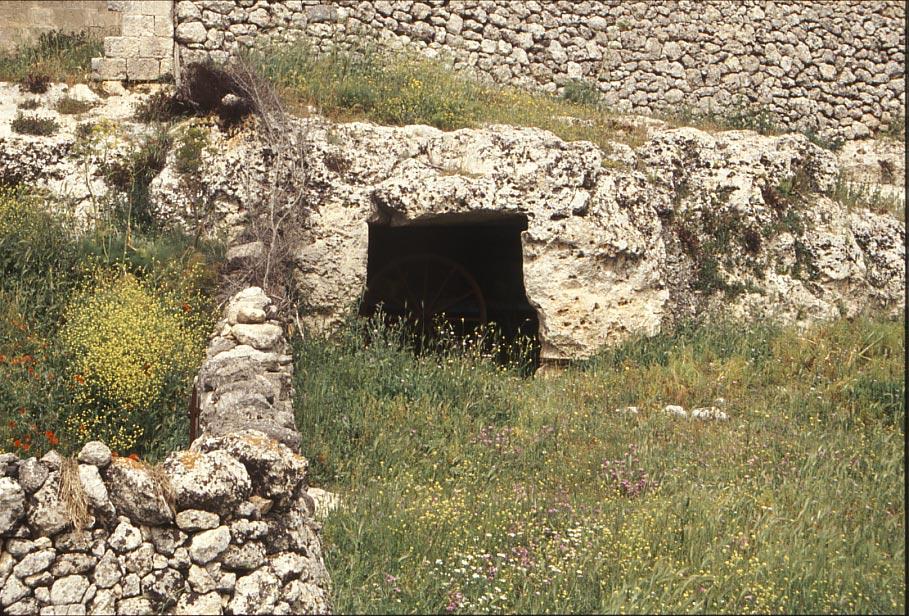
[
  {"xmin": 2, "ymin": 83, "xmax": 904, "ymax": 360},
  {"xmin": 0, "ymin": 435, "xmax": 331, "ymax": 616},
  {"xmin": 166, "ymin": 0, "xmax": 904, "ymax": 141},
  {"xmin": 153, "ymin": 116, "xmax": 903, "ymax": 360},
  {"xmin": 0, "ymin": 81, "xmax": 164, "ymax": 226}
]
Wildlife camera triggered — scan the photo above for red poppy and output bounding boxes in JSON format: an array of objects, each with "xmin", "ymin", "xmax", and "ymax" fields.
[
  {"xmin": 181, "ymin": 302, "xmax": 191, "ymax": 313},
  {"xmin": 73, "ymin": 374, "xmax": 85, "ymax": 385},
  {"xmin": 12, "ymin": 438, "xmax": 21, "ymax": 448},
  {"xmin": 7, "ymin": 420, "xmax": 15, "ymax": 429},
  {"xmin": 128, "ymin": 453, "xmax": 139, "ymax": 461},
  {"xmin": 21, "ymin": 442, "xmax": 30, "ymax": 452}
]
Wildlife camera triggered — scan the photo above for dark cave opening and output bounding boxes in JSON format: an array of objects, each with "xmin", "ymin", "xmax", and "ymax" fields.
[{"xmin": 359, "ymin": 215, "xmax": 540, "ymax": 370}]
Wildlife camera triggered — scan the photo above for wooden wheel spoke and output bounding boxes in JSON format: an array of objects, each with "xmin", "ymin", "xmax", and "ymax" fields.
[
  {"xmin": 426, "ymin": 265, "xmax": 459, "ymax": 312},
  {"xmin": 365, "ymin": 253, "xmax": 487, "ymax": 335},
  {"xmin": 433, "ymin": 289, "xmax": 476, "ymax": 315}
]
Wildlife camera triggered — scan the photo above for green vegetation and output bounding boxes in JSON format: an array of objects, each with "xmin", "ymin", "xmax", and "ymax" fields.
[
  {"xmin": 0, "ymin": 186, "xmax": 220, "ymax": 461},
  {"xmin": 245, "ymin": 41, "xmax": 649, "ymax": 148},
  {"xmin": 0, "ymin": 30, "xmax": 101, "ymax": 86},
  {"xmin": 294, "ymin": 313, "xmax": 905, "ymax": 614},
  {"xmin": 10, "ymin": 111, "xmax": 59, "ymax": 136},
  {"xmin": 829, "ymin": 173, "xmax": 905, "ymax": 219},
  {"xmin": 55, "ymin": 94, "xmax": 95, "ymax": 115}
]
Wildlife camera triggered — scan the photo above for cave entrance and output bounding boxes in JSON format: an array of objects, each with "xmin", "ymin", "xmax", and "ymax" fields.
[{"xmin": 359, "ymin": 214, "xmax": 540, "ymax": 371}]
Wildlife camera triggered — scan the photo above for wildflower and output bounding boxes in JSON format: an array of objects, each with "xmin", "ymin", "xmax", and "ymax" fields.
[{"xmin": 73, "ymin": 373, "xmax": 85, "ymax": 385}]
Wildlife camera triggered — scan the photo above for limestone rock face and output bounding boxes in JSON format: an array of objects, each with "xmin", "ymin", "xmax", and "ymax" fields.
[{"xmin": 244, "ymin": 119, "xmax": 901, "ymax": 360}]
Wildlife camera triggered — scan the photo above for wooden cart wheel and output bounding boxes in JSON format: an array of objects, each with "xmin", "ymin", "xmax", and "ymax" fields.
[{"xmin": 363, "ymin": 253, "xmax": 487, "ymax": 337}]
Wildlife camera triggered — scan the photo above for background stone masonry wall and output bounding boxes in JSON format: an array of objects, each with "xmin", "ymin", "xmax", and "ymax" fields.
[
  {"xmin": 164, "ymin": 0, "xmax": 905, "ymax": 141},
  {"xmin": 91, "ymin": 0, "xmax": 175, "ymax": 81},
  {"xmin": 0, "ymin": 288, "xmax": 332, "ymax": 615}
]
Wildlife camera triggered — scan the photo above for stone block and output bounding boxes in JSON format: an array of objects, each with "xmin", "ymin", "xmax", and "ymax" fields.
[
  {"xmin": 154, "ymin": 15, "xmax": 175, "ymax": 37},
  {"xmin": 131, "ymin": 0, "xmax": 172, "ymax": 17},
  {"xmin": 159, "ymin": 54, "xmax": 174, "ymax": 78},
  {"xmin": 121, "ymin": 13, "xmax": 155, "ymax": 37},
  {"xmin": 127, "ymin": 57, "xmax": 160, "ymax": 81},
  {"xmin": 138, "ymin": 36, "xmax": 172, "ymax": 59},
  {"xmin": 104, "ymin": 36, "xmax": 139, "ymax": 58},
  {"xmin": 91, "ymin": 58, "xmax": 127, "ymax": 83}
]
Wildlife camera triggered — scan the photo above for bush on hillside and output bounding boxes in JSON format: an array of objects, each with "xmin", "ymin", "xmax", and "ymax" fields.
[{"xmin": 59, "ymin": 270, "xmax": 210, "ymax": 454}]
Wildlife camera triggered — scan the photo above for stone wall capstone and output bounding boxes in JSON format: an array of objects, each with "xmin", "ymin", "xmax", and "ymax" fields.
[{"xmin": 165, "ymin": 0, "xmax": 906, "ymax": 141}]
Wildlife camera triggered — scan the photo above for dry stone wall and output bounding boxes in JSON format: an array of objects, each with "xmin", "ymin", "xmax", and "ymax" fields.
[
  {"xmin": 169, "ymin": 0, "xmax": 906, "ymax": 141},
  {"xmin": 0, "ymin": 289, "xmax": 332, "ymax": 615}
]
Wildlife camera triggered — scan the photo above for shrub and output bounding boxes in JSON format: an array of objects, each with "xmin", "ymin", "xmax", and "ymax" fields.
[
  {"xmin": 103, "ymin": 127, "xmax": 173, "ymax": 229},
  {"xmin": 174, "ymin": 126, "xmax": 209, "ymax": 175},
  {"xmin": 19, "ymin": 72, "xmax": 50, "ymax": 94},
  {"xmin": 10, "ymin": 111, "xmax": 59, "ymax": 136},
  {"xmin": 55, "ymin": 95, "xmax": 95, "ymax": 115},
  {"xmin": 18, "ymin": 98, "xmax": 40, "ymax": 110},
  {"xmin": 560, "ymin": 79, "xmax": 602, "ymax": 107},
  {"xmin": 59, "ymin": 270, "xmax": 210, "ymax": 454},
  {"xmin": 133, "ymin": 88, "xmax": 190, "ymax": 123}
]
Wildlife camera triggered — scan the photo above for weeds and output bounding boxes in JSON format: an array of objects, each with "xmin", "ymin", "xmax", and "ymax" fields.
[
  {"xmin": 55, "ymin": 95, "xmax": 95, "ymax": 115},
  {"xmin": 297, "ymin": 312, "xmax": 904, "ymax": 614},
  {"xmin": 10, "ymin": 112, "xmax": 59, "ymax": 136},
  {"xmin": 18, "ymin": 98, "xmax": 41, "ymax": 110},
  {"xmin": 560, "ymin": 79, "xmax": 602, "ymax": 107},
  {"xmin": 0, "ymin": 30, "xmax": 101, "ymax": 84},
  {"xmin": 245, "ymin": 40, "xmax": 648, "ymax": 148},
  {"xmin": 828, "ymin": 173, "xmax": 904, "ymax": 219},
  {"xmin": 103, "ymin": 127, "xmax": 173, "ymax": 230}
]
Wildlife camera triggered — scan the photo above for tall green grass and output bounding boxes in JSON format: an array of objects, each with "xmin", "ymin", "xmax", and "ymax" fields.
[
  {"xmin": 294, "ymin": 312, "xmax": 905, "ymax": 613},
  {"xmin": 0, "ymin": 30, "xmax": 101, "ymax": 84},
  {"xmin": 245, "ymin": 41, "xmax": 648, "ymax": 150}
]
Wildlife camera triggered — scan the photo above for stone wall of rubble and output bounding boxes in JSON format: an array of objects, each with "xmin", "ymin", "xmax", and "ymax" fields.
[
  {"xmin": 0, "ymin": 289, "xmax": 330, "ymax": 615},
  {"xmin": 172, "ymin": 0, "xmax": 905, "ymax": 141}
]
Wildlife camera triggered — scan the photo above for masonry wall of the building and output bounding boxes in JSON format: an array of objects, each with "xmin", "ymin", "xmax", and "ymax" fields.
[
  {"xmin": 92, "ymin": 0, "xmax": 906, "ymax": 141},
  {"xmin": 0, "ymin": 1, "xmax": 120, "ymax": 52}
]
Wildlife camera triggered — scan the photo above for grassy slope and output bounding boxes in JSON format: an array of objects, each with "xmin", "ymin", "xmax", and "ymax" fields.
[{"xmin": 294, "ymin": 315, "xmax": 904, "ymax": 614}]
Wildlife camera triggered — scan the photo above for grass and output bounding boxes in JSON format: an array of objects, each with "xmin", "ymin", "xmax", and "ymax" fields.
[
  {"xmin": 244, "ymin": 41, "xmax": 649, "ymax": 149},
  {"xmin": 829, "ymin": 173, "xmax": 905, "ymax": 219},
  {"xmin": 0, "ymin": 30, "xmax": 101, "ymax": 85},
  {"xmin": 293, "ymin": 313, "xmax": 905, "ymax": 614}
]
